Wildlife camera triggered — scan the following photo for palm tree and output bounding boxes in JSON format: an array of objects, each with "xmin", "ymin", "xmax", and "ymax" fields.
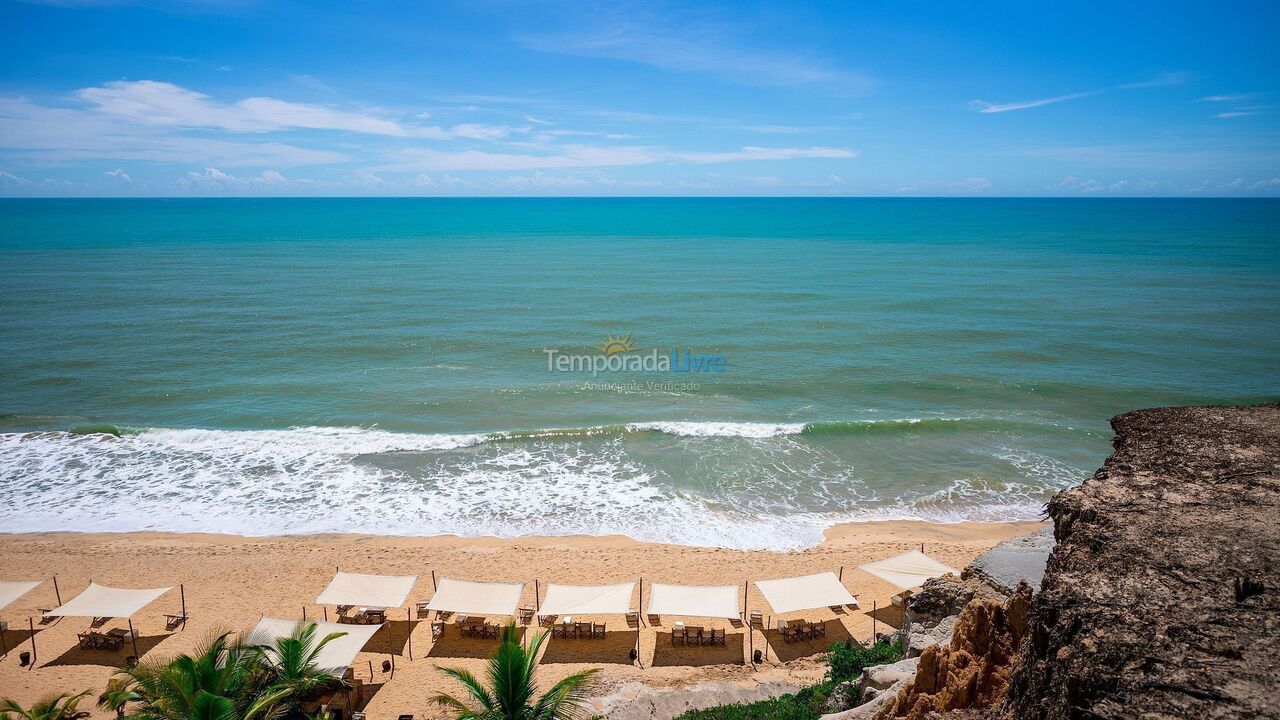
[
  {"xmin": 254, "ymin": 623, "xmax": 349, "ymax": 719},
  {"xmin": 0, "ymin": 692, "xmax": 92, "ymax": 720},
  {"xmin": 96, "ymin": 678, "xmax": 139, "ymax": 720},
  {"xmin": 113, "ymin": 631, "xmax": 289, "ymax": 720},
  {"xmin": 434, "ymin": 624, "xmax": 599, "ymax": 720}
]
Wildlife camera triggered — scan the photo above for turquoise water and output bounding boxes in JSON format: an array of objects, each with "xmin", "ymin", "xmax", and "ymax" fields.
[{"xmin": 2, "ymin": 198, "xmax": 1277, "ymax": 548}]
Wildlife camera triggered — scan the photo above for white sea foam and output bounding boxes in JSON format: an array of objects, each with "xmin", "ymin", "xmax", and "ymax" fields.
[
  {"xmin": 626, "ymin": 421, "xmax": 806, "ymax": 438},
  {"xmin": 0, "ymin": 425, "xmax": 1078, "ymax": 550}
]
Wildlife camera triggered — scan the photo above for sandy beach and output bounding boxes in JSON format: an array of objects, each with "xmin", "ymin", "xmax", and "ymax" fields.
[{"xmin": 0, "ymin": 520, "xmax": 1041, "ymax": 718}]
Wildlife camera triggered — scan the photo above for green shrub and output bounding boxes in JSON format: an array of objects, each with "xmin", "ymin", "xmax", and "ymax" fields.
[
  {"xmin": 673, "ymin": 682, "xmax": 834, "ymax": 720},
  {"xmin": 826, "ymin": 638, "xmax": 904, "ymax": 683}
]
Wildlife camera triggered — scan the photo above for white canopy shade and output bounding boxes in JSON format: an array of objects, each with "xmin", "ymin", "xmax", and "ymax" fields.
[
  {"xmin": 0, "ymin": 580, "xmax": 43, "ymax": 612},
  {"xmin": 315, "ymin": 571, "xmax": 417, "ymax": 609},
  {"xmin": 754, "ymin": 572, "xmax": 858, "ymax": 614},
  {"xmin": 538, "ymin": 582, "xmax": 635, "ymax": 617},
  {"xmin": 424, "ymin": 577, "xmax": 524, "ymax": 617},
  {"xmin": 245, "ymin": 617, "xmax": 382, "ymax": 677},
  {"xmin": 858, "ymin": 550, "xmax": 960, "ymax": 591},
  {"xmin": 44, "ymin": 582, "xmax": 172, "ymax": 619},
  {"xmin": 646, "ymin": 583, "xmax": 740, "ymax": 620}
]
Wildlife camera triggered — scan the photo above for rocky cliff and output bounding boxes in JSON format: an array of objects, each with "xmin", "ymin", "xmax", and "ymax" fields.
[{"xmin": 1002, "ymin": 403, "xmax": 1280, "ymax": 719}]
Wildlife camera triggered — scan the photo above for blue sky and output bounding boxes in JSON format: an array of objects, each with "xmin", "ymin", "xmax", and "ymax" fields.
[{"xmin": 1, "ymin": 0, "xmax": 1277, "ymax": 196}]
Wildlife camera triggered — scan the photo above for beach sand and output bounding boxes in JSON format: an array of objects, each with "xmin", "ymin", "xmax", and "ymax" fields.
[{"xmin": 0, "ymin": 520, "xmax": 1043, "ymax": 718}]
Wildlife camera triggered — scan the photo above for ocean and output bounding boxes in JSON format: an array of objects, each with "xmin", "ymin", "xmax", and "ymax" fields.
[{"xmin": 2, "ymin": 198, "xmax": 1277, "ymax": 549}]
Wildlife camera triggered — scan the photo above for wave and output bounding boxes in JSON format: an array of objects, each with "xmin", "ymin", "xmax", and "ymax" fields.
[
  {"xmin": 486, "ymin": 416, "xmax": 1058, "ymax": 442},
  {"xmin": 0, "ymin": 421, "xmax": 1083, "ymax": 550}
]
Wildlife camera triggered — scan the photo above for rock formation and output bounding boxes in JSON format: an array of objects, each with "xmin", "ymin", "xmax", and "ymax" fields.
[
  {"xmin": 873, "ymin": 582, "xmax": 1032, "ymax": 719},
  {"xmin": 1002, "ymin": 403, "xmax": 1280, "ymax": 719}
]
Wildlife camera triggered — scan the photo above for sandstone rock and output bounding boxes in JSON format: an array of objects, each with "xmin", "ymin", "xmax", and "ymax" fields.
[
  {"xmin": 906, "ymin": 573, "xmax": 1005, "ymax": 627},
  {"xmin": 907, "ymin": 614, "xmax": 955, "ymax": 658},
  {"xmin": 818, "ymin": 678, "xmax": 905, "ymax": 720},
  {"xmin": 873, "ymin": 582, "xmax": 1032, "ymax": 719},
  {"xmin": 861, "ymin": 657, "xmax": 919, "ymax": 691}
]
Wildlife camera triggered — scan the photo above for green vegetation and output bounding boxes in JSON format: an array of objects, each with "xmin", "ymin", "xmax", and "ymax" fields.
[
  {"xmin": 674, "ymin": 683, "xmax": 835, "ymax": 720},
  {"xmin": 674, "ymin": 639, "xmax": 905, "ymax": 720},
  {"xmin": 433, "ymin": 623, "xmax": 599, "ymax": 720},
  {"xmin": 0, "ymin": 692, "xmax": 92, "ymax": 720},
  {"xmin": 827, "ymin": 638, "xmax": 904, "ymax": 683},
  {"xmin": 0, "ymin": 623, "xmax": 349, "ymax": 720}
]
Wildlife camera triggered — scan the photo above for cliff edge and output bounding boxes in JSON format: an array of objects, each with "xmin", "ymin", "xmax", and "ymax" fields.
[{"xmin": 1002, "ymin": 403, "xmax": 1280, "ymax": 719}]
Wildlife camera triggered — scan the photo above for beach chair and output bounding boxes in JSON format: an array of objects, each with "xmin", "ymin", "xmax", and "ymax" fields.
[
  {"xmin": 671, "ymin": 626, "xmax": 686, "ymax": 646},
  {"xmin": 625, "ymin": 608, "xmax": 640, "ymax": 626},
  {"xmin": 431, "ymin": 621, "xmax": 445, "ymax": 639},
  {"xmin": 592, "ymin": 621, "xmax": 606, "ymax": 639},
  {"xmin": 810, "ymin": 621, "xmax": 827, "ymax": 640},
  {"xmin": 360, "ymin": 607, "xmax": 386, "ymax": 625},
  {"xmin": 91, "ymin": 616, "xmax": 110, "ymax": 628},
  {"xmin": 518, "ymin": 605, "xmax": 535, "ymax": 624},
  {"xmin": 576, "ymin": 621, "xmax": 592, "ymax": 639},
  {"xmin": 708, "ymin": 628, "xmax": 726, "ymax": 646},
  {"xmin": 482, "ymin": 622, "xmax": 500, "ymax": 639},
  {"xmin": 749, "ymin": 611, "xmax": 764, "ymax": 629},
  {"xmin": 686, "ymin": 626, "xmax": 705, "ymax": 646},
  {"xmin": 416, "ymin": 600, "xmax": 431, "ymax": 618},
  {"xmin": 165, "ymin": 611, "xmax": 190, "ymax": 630},
  {"xmin": 779, "ymin": 620, "xmax": 799, "ymax": 643}
]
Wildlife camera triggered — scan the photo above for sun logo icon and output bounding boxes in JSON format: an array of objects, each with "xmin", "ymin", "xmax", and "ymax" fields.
[{"xmin": 596, "ymin": 332, "xmax": 637, "ymax": 357}]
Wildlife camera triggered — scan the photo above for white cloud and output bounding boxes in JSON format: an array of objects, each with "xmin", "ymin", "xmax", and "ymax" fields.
[
  {"xmin": 673, "ymin": 146, "xmax": 857, "ymax": 163},
  {"xmin": 350, "ymin": 169, "xmax": 385, "ymax": 188},
  {"xmin": 176, "ymin": 167, "xmax": 291, "ymax": 191},
  {"xmin": 518, "ymin": 7, "xmax": 870, "ymax": 90},
  {"xmin": 0, "ymin": 170, "xmax": 31, "ymax": 186},
  {"xmin": 498, "ymin": 171, "xmax": 590, "ymax": 189},
  {"xmin": 970, "ymin": 91, "xmax": 1099, "ymax": 114},
  {"xmin": 378, "ymin": 144, "xmax": 857, "ymax": 172},
  {"xmin": 0, "ymin": 96, "xmax": 347, "ymax": 167},
  {"xmin": 972, "ymin": 74, "xmax": 1186, "ymax": 114},
  {"xmin": 104, "ymin": 168, "xmax": 132, "ymax": 184}
]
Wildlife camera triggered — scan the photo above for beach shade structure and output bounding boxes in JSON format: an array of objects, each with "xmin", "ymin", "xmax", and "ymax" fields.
[
  {"xmin": 316, "ymin": 571, "xmax": 417, "ymax": 618},
  {"xmin": 537, "ymin": 582, "xmax": 635, "ymax": 617},
  {"xmin": 645, "ymin": 583, "xmax": 741, "ymax": 620},
  {"xmin": 754, "ymin": 572, "xmax": 858, "ymax": 615},
  {"xmin": 858, "ymin": 550, "xmax": 960, "ymax": 605},
  {"xmin": 43, "ymin": 582, "xmax": 174, "ymax": 658},
  {"xmin": 538, "ymin": 581, "xmax": 638, "ymax": 662},
  {"xmin": 246, "ymin": 617, "xmax": 383, "ymax": 677},
  {"xmin": 0, "ymin": 580, "xmax": 43, "ymax": 612},
  {"xmin": 0, "ymin": 580, "xmax": 44, "ymax": 657},
  {"xmin": 424, "ymin": 577, "xmax": 525, "ymax": 618}
]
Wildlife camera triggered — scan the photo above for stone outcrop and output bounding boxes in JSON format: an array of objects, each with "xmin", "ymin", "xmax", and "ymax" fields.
[
  {"xmin": 908, "ymin": 574, "xmax": 1006, "ymax": 627},
  {"xmin": 1001, "ymin": 403, "xmax": 1280, "ymax": 719},
  {"xmin": 873, "ymin": 582, "xmax": 1032, "ymax": 719},
  {"xmin": 963, "ymin": 525, "xmax": 1054, "ymax": 595}
]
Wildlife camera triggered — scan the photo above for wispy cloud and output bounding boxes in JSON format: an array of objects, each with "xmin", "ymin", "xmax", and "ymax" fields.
[
  {"xmin": 1197, "ymin": 92, "xmax": 1272, "ymax": 119},
  {"xmin": 517, "ymin": 6, "xmax": 870, "ymax": 91},
  {"xmin": 377, "ymin": 145, "xmax": 857, "ymax": 172},
  {"xmin": 971, "ymin": 73, "xmax": 1186, "ymax": 113},
  {"xmin": 970, "ymin": 91, "xmax": 1100, "ymax": 114}
]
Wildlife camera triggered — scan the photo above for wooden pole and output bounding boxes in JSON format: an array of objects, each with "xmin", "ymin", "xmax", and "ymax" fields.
[
  {"xmin": 128, "ymin": 619, "xmax": 139, "ymax": 658},
  {"xmin": 638, "ymin": 578, "xmax": 644, "ymax": 627},
  {"xmin": 302, "ymin": 606, "xmax": 307, "ymax": 621},
  {"xmin": 838, "ymin": 566, "xmax": 844, "ymax": 582},
  {"xmin": 431, "ymin": 570, "xmax": 437, "ymax": 591},
  {"xmin": 180, "ymin": 584, "xmax": 187, "ymax": 629},
  {"xmin": 534, "ymin": 579, "xmax": 540, "ymax": 613},
  {"xmin": 407, "ymin": 608, "xmax": 413, "ymax": 659},
  {"xmin": 872, "ymin": 600, "xmax": 877, "ymax": 644},
  {"xmin": 29, "ymin": 617, "xmax": 37, "ymax": 667},
  {"xmin": 745, "ymin": 580, "xmax": 753, "ymax": 664},
  {"xmin": 323, "ymin": 607, "xmax": 328, "ymax": 621},
  {"xmin": 52, "ymin": 576, "xmax": 62, "ymax": 605}
]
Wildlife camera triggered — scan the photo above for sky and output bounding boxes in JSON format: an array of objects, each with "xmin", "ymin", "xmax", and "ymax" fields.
[{"xmin": 1, "ymin": 0, "xmax": 1278, "ymax": 197}]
